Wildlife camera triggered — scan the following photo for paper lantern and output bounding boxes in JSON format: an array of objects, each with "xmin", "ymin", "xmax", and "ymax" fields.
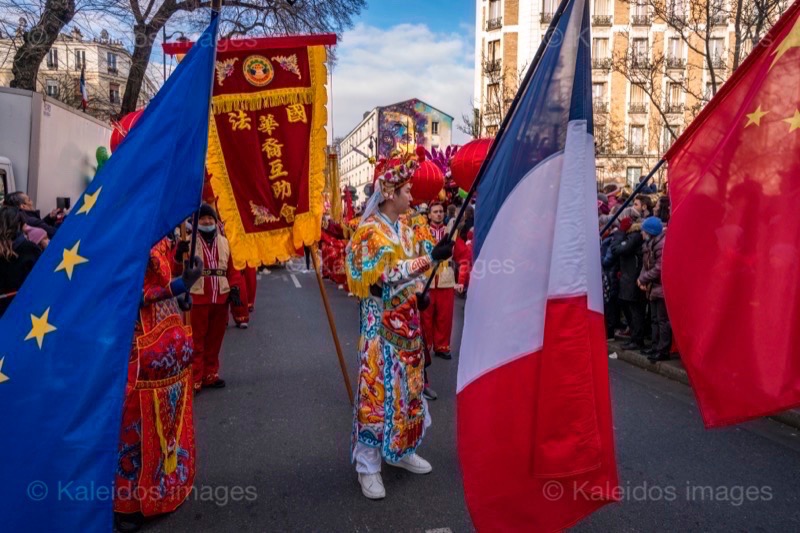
[
  {"xmin": 411, "ymin": 147, "xmax": 444, "ymax": 206},
  {"xmin": 110, "ymin": 110, "xmax": 144, "ymax": 152},
  {"xmin": 451, "ymin": 138, "xmax": 492, "ymax": 192}
]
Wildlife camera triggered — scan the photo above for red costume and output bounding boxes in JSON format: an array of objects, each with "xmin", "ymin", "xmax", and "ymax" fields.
[
  {"xmin": 115, "ymin": 238, "xmax": 195, "ymax": 516},
  {"xmin": 421, "ymin": 222, "xmax": 456, "ymax": 355},
  {"xmin": 243, "ymin": 266, "xmax": 257, "ymax": 310},
  {"xmin": 191, "ymin": 230, "xmax": 236, "ymax": 388},
  {"xmin": 453, "ymin": 232, "xmax": 474, "ymax": 289},
  {"xmin": 321, "ymin": 217, "xmax": 348, "ymax": 287},
  {"xmin": 228, "ymin": 266, "xmax": 250, "ymax": 326}
]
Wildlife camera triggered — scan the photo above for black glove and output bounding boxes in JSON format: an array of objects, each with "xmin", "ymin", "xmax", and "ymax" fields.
[
  {"xmin": 431, "ymin": 236, "xmax": 455, "ymax": 262},
  {"xmin": 182, "ymin": 256, "xmax": 203, "ymax": 289},
  {"xmin": 175, "ymin": 240, "xmax": 190, "ymax": 263},
  {"xmin": 369, "ymin": 284, "xmax": 383, "ymax": 298},
  {"xmin": 416, "ymin": 291, "xmax": 431, "ymax": 312},
  {"xmin": 228, "ymin": 285, "xmax": 244, "ymax": 306},
  {"xmin": 176, "ymin": 293, "xmax": 192, "ymax": 312}
]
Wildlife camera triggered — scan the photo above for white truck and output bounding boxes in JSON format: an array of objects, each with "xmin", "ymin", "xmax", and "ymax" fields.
[{"xmin": 0, "ymin": 87, "xmax": 111, "ymax": 211}]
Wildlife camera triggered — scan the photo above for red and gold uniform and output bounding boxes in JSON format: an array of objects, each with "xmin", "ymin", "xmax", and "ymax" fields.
[
  {"xmin": 115, "ymin": 238, "xmax": 195, "ymax": 516},
  {"xmin": 420, "ymin": 221, "xmax": 455, "ymax": 355},
  {"xmin": 321, "ymin": 217, "xmax": 348, "ymax": 287},
  {"xmin": 190, "ymin": 230, "xmax": 237, "ymax": 388}
]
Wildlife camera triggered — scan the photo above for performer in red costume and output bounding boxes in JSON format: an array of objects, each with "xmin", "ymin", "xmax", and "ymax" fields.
[
  {"xmin": 190, "ymin": 203, "xmax": 241, "ymax": 391},
  {"xmin": 320, "ymin": 215, "xmax": 348, "ymax": 289},
  {"xmin": 242, "ymin": 266, "xmax": 257, "ymax": 311},
  {"xmin": 114, "ymin": 236, "xmax": 203, "ymax": 531},
  {"xmin": 420, "ymin": 202, "xmax": 456, "ymax": 360}
]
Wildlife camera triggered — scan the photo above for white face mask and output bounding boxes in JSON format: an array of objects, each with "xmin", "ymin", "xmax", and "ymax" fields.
[{"xmin": 198, "ymin": 224, "xmax": 216, "ymax": 233}]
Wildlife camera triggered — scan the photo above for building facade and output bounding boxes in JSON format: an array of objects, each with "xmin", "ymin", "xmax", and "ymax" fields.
[
  {"xmin": 0, "ymin": 28, "xmax": 157, "ymax": 121},
  {"xmin": 473, "ymin": 0, "xmax": 788, "ymax": 187},
  {"xmin": 339, "ymin": 98, "xmax": 454, "ymax": 197}
]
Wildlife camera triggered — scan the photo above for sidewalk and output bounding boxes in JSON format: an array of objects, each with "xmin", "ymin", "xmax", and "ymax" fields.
[{"xmin": 608, "ymin": 340, "xmax": 800, "ymax": 431}]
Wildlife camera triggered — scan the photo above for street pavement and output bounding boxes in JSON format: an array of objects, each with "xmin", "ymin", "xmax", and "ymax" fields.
[{"xmin": 146, "ymin": 262, "xmax": 800, "ymax": 532}]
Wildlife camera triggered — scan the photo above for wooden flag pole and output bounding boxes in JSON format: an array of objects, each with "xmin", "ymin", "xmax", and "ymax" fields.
[{"xmin": 310, "ymin": 243, "xmax": 354, "ymax": 406}]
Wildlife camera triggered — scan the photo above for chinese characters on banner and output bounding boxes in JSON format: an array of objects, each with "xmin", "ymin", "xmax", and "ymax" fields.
[{"xmin": 166, "ymin": 35, "xmax": 335, "ymax": 268}]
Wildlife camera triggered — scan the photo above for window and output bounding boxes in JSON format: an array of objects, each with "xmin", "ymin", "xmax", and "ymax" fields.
[
  {"xmin": 626, "ymin": 167, "xmax": 643, "ymax": 186},
  {"xmin": 704, "ymin": 82, "xmax": 715, "ymax": 101},
  {"xmin": 629, "ymin": 125, "xmax": 644, "ymax": 154},
  {"xmin": 487, "ymin": 82, "xmax": 500, "ymax": 105},
  {"xmin": 45, "ymin": 79, "xmax": 59, "ymax": 98},
  {"xmin": 75, "ymin": 49, "xmax": 85, "ymax": 69},
  {"xmin": 542, "ymin": 0, "xmax": 557, "ymax": 14},
  {"xmin": 109, "ymin": 83, "xmax": 120, "ymax": 104},
  {"xmin": 107, "ymin": 52, "xmax": 118, "ymax": 74},
  {"xmin": 431, "ymin": 121, "xmax": 440, "ymax": 135},
  {"xmin": 668, "ymin": 0, "xmax": 686, "ymax": 18},
  {"xmin": 668, "ymin": 38, "xmax": 681, "ymax": 59},
  {"xmin": 593, "ymin": 0, "xmax": 609, "ymax": 16},
  {"xmin": 630, "ymin": 84, "xmax": 645, "ymax": 104},
  {"xmin": 488, "ymin": 40, "xmax": 500, "ymax": 62},
  {"xmin": 662, "ymin": 124, "xmax": 679, "ymax": 151},
  {"xmin": 486, "ymin": 125, "xmax": 499, "ymax": 136},
  {"xmin": 709, "ymin": 38, "xmax": 724, "ymax": 61},
  {"xmin": 47, "ymin": 49, "xmax": 58, "ymax": 70},
  {"xmin": 592, "ymin": 82, "xmax": 606, "ymax": 102},
  {"xmin": 592, "ymin": 38, "xmax": 609, "ymax": 59},
  {"xmin": 633, "ymin": 0, "xmax": 648, "ymax": 17},
  {"xmin": 667, "ymin": 83, "xmax": 682, "ymax": 104},
  {"xmin": 489, "ymin": 0, "xmax": 501, "ymax": 19},
  {"xmin": 632, "ymin": 38, "xmax": 648, "ymax": 65}
]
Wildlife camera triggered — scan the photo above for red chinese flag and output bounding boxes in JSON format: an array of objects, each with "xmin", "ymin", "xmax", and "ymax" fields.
[{"xmin": 663, "ymin": 1, "xmax": 800, "ymax": 427}]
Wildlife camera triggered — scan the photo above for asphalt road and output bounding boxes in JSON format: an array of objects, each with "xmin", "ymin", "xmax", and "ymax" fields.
[{"xmin": 145, "ymin": 262, "xmax": 800, "ymax": 532}]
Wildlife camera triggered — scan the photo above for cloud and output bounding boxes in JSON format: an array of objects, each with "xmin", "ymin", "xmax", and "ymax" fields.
[{"xmin": 329, "ymin": 22, "xmax": 475, "ymax": 145}]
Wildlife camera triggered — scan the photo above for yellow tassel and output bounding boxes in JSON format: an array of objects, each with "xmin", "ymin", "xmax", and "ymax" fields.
[{"xmin": 211, "ymin": 89, "xmax": 313, "ymax": 115}]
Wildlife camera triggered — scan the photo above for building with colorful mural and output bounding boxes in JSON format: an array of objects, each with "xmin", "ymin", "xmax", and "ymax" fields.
[{"xmin": 338, "ymin": 98, "xmax": 454, "ymax": 199}]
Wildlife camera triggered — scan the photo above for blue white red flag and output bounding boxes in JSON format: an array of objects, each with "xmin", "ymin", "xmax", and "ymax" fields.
[{"xmin": 456, "ymin": 0, "xmax": 619, "ymax": 529}]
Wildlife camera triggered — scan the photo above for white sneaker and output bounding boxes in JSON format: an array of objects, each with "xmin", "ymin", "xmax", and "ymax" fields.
[
  {"xmin": 391, "ymin": 453, "xmax": 432, "ymax": 475},
  {"xmin": 358, "ymin": 473, "xmax": 386, "ymax": 499}
]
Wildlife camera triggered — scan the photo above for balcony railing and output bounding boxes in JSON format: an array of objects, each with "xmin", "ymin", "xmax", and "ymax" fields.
[
  {"xmin": 666, "ymin": 56, "xmax": 686, "ymax": 69},
  {"xmin": 629, "ymin": 103, "xmax": 647, "ymax": 114},
  {"xmin": 108, "ymin": 67, "xmax": 119, "ymax": 75},
  {"xmin": 710, "ymin": 13, "xmax": 728, "ymax": 25},
  {"xmin": 631, "ymin": 56, "xmax": 651, "ymax": 69},
  {"xmin": 667, "ymin": 13, "xmax": 687, "ymax": 25},
  {"xmin": 593, "ymin": 101, "xmax": 609, "ymax": 114},
  {"xmin": 484, "ymin": 59, "xmax": 502, "ymax": 73},
  {"xmin": 592, "ymin": 57, "xmax": 612, "ymax": 70},
  {"xmin": 665, "ymin": 102, "xmax": 685, "ymax": 114},
  {"xmin": 632, "ymin": 14, "xmax": 651, "ymax": 25},
  {"xmin": 627, "ymin": 144, "xmax": 645, "ymax": 155},
  {"xmin": 486, "ymin": 17, "xmax": 502, "ymax": 31},
  {"xmin": 710, "ymin": 56, "xmax": 727, "ymax": 69},
  {"xmin": 541, "ymin": 12, "xmax": 555, "ymax": 23},
  {"xmin": 592, "ymin": 15, "xmax": 613, "ymax": 26}
]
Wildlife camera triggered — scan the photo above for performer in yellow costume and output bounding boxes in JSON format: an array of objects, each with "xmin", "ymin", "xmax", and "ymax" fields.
[{"xmin": 346, "ymin": 153, "xmax": 454, "ymax": 500}]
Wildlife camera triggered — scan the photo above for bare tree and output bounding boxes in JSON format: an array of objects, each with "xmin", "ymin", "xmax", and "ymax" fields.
[
  {"xmin": 116, "ymin": 0, "xmax": 366, "ymax": 117},
  {"xmin": 460, "ymin": 54, "xmax": 527, "ymax": 138}
]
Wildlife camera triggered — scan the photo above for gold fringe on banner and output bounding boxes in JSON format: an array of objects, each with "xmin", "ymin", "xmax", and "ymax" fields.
[
  {"xmin": 207, "ymin": 45, "xmax": 328, "ymax": 269},
  {"xmin": 211, "ymin": 88, "xmax": 313, "ymax": 115}
]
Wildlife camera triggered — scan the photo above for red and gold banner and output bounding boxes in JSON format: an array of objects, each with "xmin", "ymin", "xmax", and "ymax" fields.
[{"xmin": 166, "ymin": 35, "xmax": 335, "ymax": 268}]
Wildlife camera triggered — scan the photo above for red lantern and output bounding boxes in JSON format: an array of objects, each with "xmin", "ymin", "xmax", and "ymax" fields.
[
  {"xmin": 410, "ymin": 147, "xmax": 444, "ymax": 206},
  {"xmin": 451, "ymin": 138, "xmax": 493, "ymax": 192},
  {"xmin": 110, "ymin": 110, "xmax": 144, "ymax": 152}
]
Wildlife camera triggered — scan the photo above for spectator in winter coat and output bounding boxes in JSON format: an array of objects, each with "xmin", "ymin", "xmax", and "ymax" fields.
[
  {"xmin": 0, "ymin": 207, "xmax": 42, "ymax": 317},
  {"xmin": 4, "ymin": 191, "xmax": 63, "ymax": 238},
  {"xmin": 638, "ymin": 217, "xmax": 671, "ymax": 362},
  {"xmin": 610, "ymin": 217, "xmax": 647, "ymax": 349}
]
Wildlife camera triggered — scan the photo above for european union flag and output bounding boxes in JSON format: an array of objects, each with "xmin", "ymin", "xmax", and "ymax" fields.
[{"xmin": 0, "ymin": 16, "xmax": 218, "ymax": 531}]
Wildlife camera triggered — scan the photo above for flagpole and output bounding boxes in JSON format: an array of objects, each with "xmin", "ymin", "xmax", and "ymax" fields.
[
  {"xmin": 418, "ymin": 0, "xmax": 573, "ymax": 300},
  {"xmin": 188, "ymin": 0, "xmax": 222, "ymax": 269}
]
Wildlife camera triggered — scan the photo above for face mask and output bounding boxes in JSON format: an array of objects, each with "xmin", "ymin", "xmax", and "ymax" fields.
[{"xmin": 198, "ymin": 224, "xmax": 216, "ymax": 233}]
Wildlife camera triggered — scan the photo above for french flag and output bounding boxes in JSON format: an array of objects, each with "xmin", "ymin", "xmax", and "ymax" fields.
[{"xmin": 456, "ymin": 0, "xmax": 619, "ymax": 530}]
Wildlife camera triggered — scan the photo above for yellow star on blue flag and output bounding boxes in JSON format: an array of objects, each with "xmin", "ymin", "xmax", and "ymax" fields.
[{"xmin": 0, "ymin": 14, "xmax": 220, "ymax": 531}]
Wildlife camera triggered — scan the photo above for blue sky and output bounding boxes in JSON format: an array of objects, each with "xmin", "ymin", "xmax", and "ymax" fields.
[
  {"xmin": 359, "ymin": 0, "xmax": 475, "ymax": 35},
  {"xmin": 331, "ymin": 0, "xmax": 477, "ymax": 144}
]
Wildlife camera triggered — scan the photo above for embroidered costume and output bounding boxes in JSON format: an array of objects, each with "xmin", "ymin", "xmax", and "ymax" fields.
[{"xmin": 115, "ymin": 238, "xmax": 195, "ymax": 516}]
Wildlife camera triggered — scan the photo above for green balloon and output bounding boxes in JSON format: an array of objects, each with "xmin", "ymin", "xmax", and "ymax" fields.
[
  {"xmin": 457, "ymin": 188, "xmax": 468, "ymax": 199},
  {"xmin": 96, "ymin": 147, "xmax": 110, "ymax": 173}
]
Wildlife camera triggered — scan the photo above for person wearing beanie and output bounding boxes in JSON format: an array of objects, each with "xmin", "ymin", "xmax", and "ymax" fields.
[
  {"xmin": 638, "ymin": 216, "xmax": 671, "ymax": 362},
  {"xmin": 189, "ymin": 203, "xmax": 241, "ymax": 390},
  {"xmin": 609, "ymin": 214, "xmax": 647, "ymax": 349}
]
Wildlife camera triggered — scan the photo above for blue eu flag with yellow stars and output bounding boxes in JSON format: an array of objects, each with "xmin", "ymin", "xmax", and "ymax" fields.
[{"xmin": 0, "ymin": 16, "xmax": 219, "ymax": 531}]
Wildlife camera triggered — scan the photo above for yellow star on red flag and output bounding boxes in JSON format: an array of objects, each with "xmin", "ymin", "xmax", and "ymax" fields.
[
  {"xmin": 771, "ymin": 16, "xmax": 800, "ymax": 69},
  {"xmin": 745, "ymin": 106, "xmax": 768, "ymax": 127},
  {"xmin": 25, "ymin": 308, "xmax": 57, "ymax": 349},
  {"xmin": 783, "ymin": 109, "xmax": 800, "ymax": 132}
]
